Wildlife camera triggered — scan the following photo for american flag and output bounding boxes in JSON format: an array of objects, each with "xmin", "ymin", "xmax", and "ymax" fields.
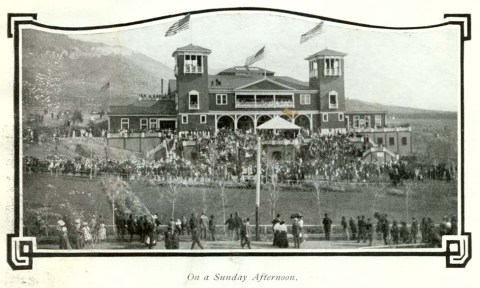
[
  {"xmin": 245, "ymin": 46, "xmax": 265, "ymax": 66},
  {"xmin": 165, "ymin": 14, "xmax": 190, "ymax": 37},
  {"xmin": 300, "ymin": 22, "xmax": 324, "ymax": 44}
]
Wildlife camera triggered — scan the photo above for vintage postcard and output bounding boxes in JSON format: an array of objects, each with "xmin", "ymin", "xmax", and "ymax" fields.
[{"xmin": 1, "ymin": 1, "xmax": 478, "ymax": 287}]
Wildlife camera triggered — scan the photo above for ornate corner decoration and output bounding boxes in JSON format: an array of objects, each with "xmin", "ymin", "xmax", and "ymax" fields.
[
  {"xmin": 7, "ymin": 13, "xmax": 37, "ymax": 38},
  {"xmin": 444, "ymin": 14, "xmax": 471, "ymax": 41},
  {"xmin": 6, "ymin": 234, "xmax": 37, "ymax": 270},
  {"xmin": 443, "ymin": 233, "xmax": 472, "ymax": 268}
]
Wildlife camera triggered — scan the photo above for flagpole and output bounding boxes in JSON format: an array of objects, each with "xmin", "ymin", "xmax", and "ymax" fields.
[{"xmin": 264, "ymin": 46, "xmax": 267, "ymax": 79}]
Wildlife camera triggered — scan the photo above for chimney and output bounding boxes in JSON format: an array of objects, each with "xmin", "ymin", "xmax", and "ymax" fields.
[{"xmin": 161, "ymin": 79, "xmax": 164, "ymax": 95}]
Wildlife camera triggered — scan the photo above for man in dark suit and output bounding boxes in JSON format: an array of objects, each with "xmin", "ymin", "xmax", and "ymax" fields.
[
  {"xmin": 292, "ymin": 218, "xmax": 301, "ymax": 248},
  {"xmin": 322, "ymin": 213, "xmax": 332, "ymax": 240},
  {"xmin": 234, "ymin": 212, "xmax": 242, "ymax": 241},
  {"xmin": 190, "ymin": 213, "xmax": 204, "ymax": 249}
]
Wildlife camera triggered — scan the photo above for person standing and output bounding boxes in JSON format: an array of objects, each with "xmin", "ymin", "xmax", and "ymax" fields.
[
  {"xmin": 365, "ymin": 218, "xmax": 373, "ymax": 246},
  {"xmin": 209, "ymin": 215, "xmax": 216, "ymax": 241},
  {"xmin": 200, "ymin": 212, "xmax": 209, "ymax": 240},
  {"xmin": 349, "ymin": 217, "xmax": 357, "ymax": 241},
  {"xmin": 234, "ymin": 212, "xmax": 242, "ymax": 241},
  {"xmin": 271, "ymin": 214, "xmax": 281, "ymax": 246},
  {"xmin": 127, "ymin": 214, "xmax": 136, "ymax": 242},
  {"xmin": 292, "ymin": 218, "xmax": 301, "ymax": 248},
  {"xmin": 341, "ymin": 216, "xmax": 349, "ymax": 240},
  {"xmin": 322, "ymin": 213, "xmax": 332, "ymax": 241},
  {"xmin": 381, "ymin": 214, "xmax": 390, "ymax": 245},
  {"xmin": 391, "ymin": 220, "xmax": 399, "ymax": 245},
  {"xmin": 225, "ymin": 214, "xmax": 235, "ymax": 240},
  {"xmin": 56, "ymin": 220, "xmax": 71, "ymax": 249},
  {"xmin": 240, "ymin": 218, "xmax": 251, "ymax": 249},
  {"xmin": 190, "ymin": 213, "xmax": 204, "ymax": 249},
  {"xmin": 410, "ymin": 217, "xmax": 418, "ymax": 243}
]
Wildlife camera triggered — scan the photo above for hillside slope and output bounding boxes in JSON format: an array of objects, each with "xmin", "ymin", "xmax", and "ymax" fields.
[{"xmin": 22, "ymin": 29, "xmax": 173, "ymax": 114}]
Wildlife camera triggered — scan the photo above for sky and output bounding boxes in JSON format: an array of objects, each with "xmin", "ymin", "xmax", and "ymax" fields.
[{"xmin": 70, "ymin": 12, "xmax": 460, "ymax": 111}]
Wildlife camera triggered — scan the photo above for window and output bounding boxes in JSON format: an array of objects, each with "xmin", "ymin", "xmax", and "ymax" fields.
[
  {"xmin": 322, "ymin": 113, "xmax": 328, "ymax": 122},
  {"xmin": 216, "ymin": 94, "xmax": 227, "ymax": 105},
  {"xmin": 328, "ymin": 91, "xmax": 338, "ymax": 109},
  {"xmin": 345, "ymin": 115, "xmax": 350, "ymax": 128},
  {"xmin": 140, "ymin": 118, "xmax": 148, "ymax": 130},
  {"xmin": 182, "ymin": 115, "xmax": 188, "ymax": 124},
  {"xmin": 149, "ymin": 118, "xmax": 157, "ymax": 129},
  {"xmin": 189, "ymin": 90, "xmax": 199, "ymax": 110},
  {"xmin": 200, "ymin": 115, "xmax": 207, "ymax": 124},
  {"xmin": 402, "ymin": 137, "xmax": 408, "ymax": 146},
  {"xmin": 338, "ymin": 113, "xmax": 344, "ymax": 122},
  {"xmin": 309, "ymin": 60, "xmax": 318, "ymax": 77},
  {"xmin": 353, "ymin": 115, "xmax": 360, "ymax": 128},
  {"xmin": 121, "ymin": 118, "xmax": 129, "ymax": 130},
  {"xmin": 300, "ymin": 94, "xmax": 311, "ymax": 105},
  {"xmin": 377, "ymin": 137, "xmax": 383, "ymax": 146},
  {"xmin": 375, "ymin": 115, "xmax": 382, "ymax": 127},
  {"xmin": 324, "ymin": 57, "xmax": 342, "ymax": 76},
  {"xmin": 389, "ymin": 137, "xmax": 395, "ymax": 146},
  {"xmin": 184, "ymin": 54, "xmax": 203, "ymax": 74},
  {"xmin": 365, "ymin": 116, "xmax": 370, "ymax": 128}
]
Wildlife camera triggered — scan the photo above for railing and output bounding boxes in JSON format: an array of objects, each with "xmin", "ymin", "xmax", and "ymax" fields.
[
  {"xmin": 235, "ymin": 101, "xmax": 294, "ymax": 109},
  {"xmin": 324, "ymin": 68, "xmax": 341, "ymax": 76}
]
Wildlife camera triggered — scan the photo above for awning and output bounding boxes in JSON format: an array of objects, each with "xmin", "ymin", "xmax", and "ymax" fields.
[{"xmin": 256, "ymin": 116, "xmax": 301, "ymax": 130}]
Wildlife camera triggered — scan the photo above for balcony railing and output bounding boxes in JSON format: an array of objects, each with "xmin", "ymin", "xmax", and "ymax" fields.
[
  {"xmin": 324, "ymin": 68, "xmax": 341, "ymax": 76},
  {"xmin": 235, "ymin": 101, "xmax": 294, "ymax": 109}
]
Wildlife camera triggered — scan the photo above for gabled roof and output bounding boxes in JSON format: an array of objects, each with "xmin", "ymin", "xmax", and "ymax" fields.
[
  {"xmin": 109, "ymin": 99, "xmax": 176, "ymax": 116},
  {"xmin": 208, "ymin": 75, "xmax": 312, "ymax": 91},
  {"xmin": 235, "ymin": 78, "xmax": 295, "ymax": 91},
  {"xmin": 218, "ymin": 66, "xmax": 275, "ymax": 76},
  {"xmin": 305, "ymin": 48, "xmax": 347, "ymax": 60},
  {"xmin": 172, "ymin": 44, "xmax": 211, "ymax": 56},
  {"xmin": 257, "ymin": 116, "xmax": 301, "ymax": 130}
]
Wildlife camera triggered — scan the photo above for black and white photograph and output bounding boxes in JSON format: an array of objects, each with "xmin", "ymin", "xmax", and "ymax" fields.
[{"xmin": 1, "ymin": 1, "xmax": 479, "ymax": 287}]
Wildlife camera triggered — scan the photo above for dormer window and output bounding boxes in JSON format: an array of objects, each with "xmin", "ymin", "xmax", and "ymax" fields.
[
  {"xmin": 184, "ymin": 54, "xmax": 203, "ymax": 74},
  {"xmin": 324, "ymin": 57, "xmax": 341, "ymax": 76},
  {"xmin": 189, "ymin": 90, "xmax": 199, "ymax": 110},
  {"xmin": 328, "ymin": 91, "xmax": 338, "ymax": 109},
  {"xmin": 309, "ymin": 60, "xmax": 318, "ymax": 77}
]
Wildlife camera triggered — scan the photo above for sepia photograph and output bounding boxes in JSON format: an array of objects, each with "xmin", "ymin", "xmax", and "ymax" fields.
[{"xmin": 17, "ymin": 10, "xmax": 462, "ymax": 254}]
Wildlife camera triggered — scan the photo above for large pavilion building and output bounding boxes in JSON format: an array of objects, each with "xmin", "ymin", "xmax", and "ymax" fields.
[{"xmin": 107, "ymin": 44, "xmax": 412, "ymax": 158}]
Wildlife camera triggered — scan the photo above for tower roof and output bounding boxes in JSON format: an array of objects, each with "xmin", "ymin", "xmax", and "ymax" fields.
[
  {"xmin": 172, "ymin": 44, "xmax": 211, "ymax": 56},
  {"xmin": 305, "ymin": 48, "xmax": 347, "ymax": 60}
]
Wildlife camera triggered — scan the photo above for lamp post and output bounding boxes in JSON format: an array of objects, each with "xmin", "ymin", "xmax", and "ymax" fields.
[{"xmin": 256, "ymin": 136, "xmax": 261, "ymax": 241}]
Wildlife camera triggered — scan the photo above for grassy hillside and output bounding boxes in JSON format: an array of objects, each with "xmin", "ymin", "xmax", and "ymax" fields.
[{"xmin": 22, "ymin": 29, "xmax": 173, "ymax": 115}]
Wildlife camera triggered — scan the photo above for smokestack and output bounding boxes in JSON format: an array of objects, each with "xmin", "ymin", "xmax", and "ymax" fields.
[{"xmin": 161, "ymin": 79, "xmax": 164, "ymax": 95}]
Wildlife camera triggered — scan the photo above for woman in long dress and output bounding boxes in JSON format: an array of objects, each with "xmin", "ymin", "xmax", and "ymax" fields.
[
  {"xmin": 274, "ymin": 221, "xmax": 289, "ymax": 248},
  {"xmin": 56, "ymin": 220, "xmax": 72, "ymax": 249}
]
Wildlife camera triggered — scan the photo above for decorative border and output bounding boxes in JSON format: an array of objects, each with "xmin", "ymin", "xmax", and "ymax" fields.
[{"xmin": 5, "ymin": 10, "xmax": 472, "ymax": 270}]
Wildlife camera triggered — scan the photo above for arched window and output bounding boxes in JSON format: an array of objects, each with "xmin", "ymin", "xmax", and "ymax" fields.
[
  {"xmin": 328, "ymin": 91, "xmax": 338, "ymax": 109},
  {"xmin": 189, "ymin": 90, "xmax": 199, "ymax": 110}
]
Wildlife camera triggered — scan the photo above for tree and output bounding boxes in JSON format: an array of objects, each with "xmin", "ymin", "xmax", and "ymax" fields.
[
  {"xmin": 165, "ymin": 178, "xmax": 183, "ymax": 218},
  {"xmin": 267, "ymin": 173, "xmax": 281, "ymax": 219},
  {"xmin": 100, "ymin": 175, "xmax": 129, "ymax": 234},
  {"xmin": 310, "ymin": 180, "xmax": 324, "ymax": 223}
]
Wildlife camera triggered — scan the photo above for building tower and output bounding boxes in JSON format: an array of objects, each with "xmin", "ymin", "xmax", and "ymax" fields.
[
  {"xmin": 305, "ymin": 49, "xmax": 347, "ymax": 134},
  {"xmin": 172, "ymin": 44, "xmax": 212, "ymax": 130}
]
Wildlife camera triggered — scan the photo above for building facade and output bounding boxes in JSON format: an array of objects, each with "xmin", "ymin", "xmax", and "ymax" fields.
[{"xmin": 107, "ymin": 44, "xmax": 413, "ymax": 157}]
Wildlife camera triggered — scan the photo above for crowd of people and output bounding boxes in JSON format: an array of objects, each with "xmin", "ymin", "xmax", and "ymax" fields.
[{"xmin": 24, "ymin": 128, "xmax": 456, "ymax": 186}]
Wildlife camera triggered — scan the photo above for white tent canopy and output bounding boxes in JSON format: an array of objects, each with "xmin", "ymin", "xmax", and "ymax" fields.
[{"xmin": 256, "ymin": 116, "xmax": 301, "ymax": 130}]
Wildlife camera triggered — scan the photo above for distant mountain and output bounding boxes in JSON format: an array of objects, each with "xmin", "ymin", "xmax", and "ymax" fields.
[{"xmin": 21, "ymin": 29, "xmax": 174, "ymax": 113}]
